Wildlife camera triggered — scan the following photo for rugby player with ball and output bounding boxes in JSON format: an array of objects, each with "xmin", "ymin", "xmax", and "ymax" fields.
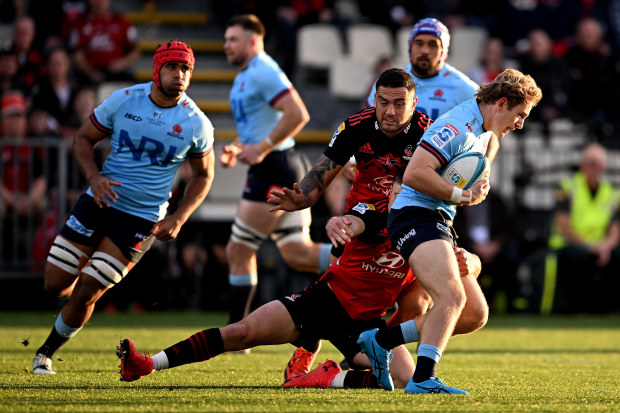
[{"xmin": 358, "ymin": 69, "xmax": 542, "ymax": 394}]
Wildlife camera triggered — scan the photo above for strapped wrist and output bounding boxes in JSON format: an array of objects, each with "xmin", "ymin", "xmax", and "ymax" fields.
[{"xmin": 450, "ymin": 186, "xmax": 472, "ymax": 204}]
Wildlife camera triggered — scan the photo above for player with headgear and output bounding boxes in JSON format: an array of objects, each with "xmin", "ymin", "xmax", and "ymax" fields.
[
  {"xmin": 366, "ymin": 18, "xmax": 478, "ymax": 121},
  {"xmin": 31, "ymin": 41, "xmax": 215, "ymax": 375}
]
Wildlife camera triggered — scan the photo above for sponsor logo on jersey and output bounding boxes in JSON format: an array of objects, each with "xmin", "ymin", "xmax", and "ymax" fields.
[
  {"xmin": 403, "ymin": 123, "xmax": 411, "ymax": 134},
  {"xmin": 359, "ymin": 143, "xmax": 374, "ymax": 154},
  {"xmin": 361, "ymin": 251, "xmax": 407, "ymax": 278},
  {"xmin": 67, "ymin": 215, "xmax": 94, "ymax": 237},
  {"xmin": 153, "ymin": 111, "xmax": 162, "ymax": 119},
  {"xmin": 124, "ymin": 112, "xmax": 143, "ymax": 122},
  {"xmin": 404, "ymin": 145, "xmax": 413, "ymax": 157},
  {"xmin": 369, "ymin": 175, "xmax": 394, "ymax": 195},
  {"xmin": 436, "ymin": 223, "xmax": 450, "ymax": 235},
  {"xmin": 396, "ymin": 228, "xmax": 416, "ymax": 251},
  {"xmin": 374, "ymin": 121, "xmax": 379, "ymax": 130},
  {"xmin": 285, "ymin": 293, "xmax": 301, "ymax": 302},
  {"xmin": 466, "ymin": 123, "xmax": 473, "ymax": 132},
  {"xmin": 352, "ymin": 202, "xmax": 374, "ymax": 214},
  {"xmin": 134, "ymin": 233, "xmax": 149, "ymax": 240},
  {"xmin": 430, "ymin": 89, "xmax": 446, "ymax": 101},
  {"xmin": 167, "ymin": 124, "xmax": 184, "ymax": 139},
  {"xmin": 430, "ymin": 124, "xmax": 458, "ymax": 148},
  {"xmin": 329, "ymin": 122, "xmax": 345, "ymax": 147},
  {"xmin": 374, "ymin": 251, "xmax": 406, "ymax": 269}
]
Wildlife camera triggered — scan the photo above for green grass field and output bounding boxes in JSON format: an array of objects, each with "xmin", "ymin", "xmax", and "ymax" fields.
[{"xmin": 0, "ymin": 311, "xmax": 619, "ymax": 412}]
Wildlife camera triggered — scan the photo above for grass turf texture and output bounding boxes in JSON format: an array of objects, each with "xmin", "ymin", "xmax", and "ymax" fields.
[{"xmin": 0, "ymin": 312, "xmax": 618, "ymax": 412}]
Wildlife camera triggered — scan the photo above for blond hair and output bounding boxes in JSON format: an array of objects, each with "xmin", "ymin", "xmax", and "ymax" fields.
[{"xmin": 475, "ymin": 68, "xmax": 542, "ymax": 109}]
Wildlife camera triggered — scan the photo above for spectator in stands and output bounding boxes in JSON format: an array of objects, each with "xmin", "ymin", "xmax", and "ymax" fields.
[
  {"xmin": 564, "ymin": 17, "xmax": 617, "ymax": 136},
  {"xmin": 71, "ymin": 0, "xmax": 140, "ymax": 86},
  {"xmin": 517, "ymin": 29, "xmax": 569, "ymax": 137},
  {"xmin": 27, "ymin": 106, "xmax": 57, "ymax": 138},
  {"xmin": 4, "ymin": 15, "xmax": 44, "ymax": 91},
  {"xmin": 467, "ymin": 37, "xmax": 508, "ymax": 85},
  {"xmin": 0, "ymin": 48, "xmax": 28, "ymax": 97},
  {"xmin": 0, "ymin": 90, "xmax": 47, "ymax": 265},
  {"xmin": 32, "ymin": 47, "xmax": 79, "ymax": 131},
  {"xmin": 548, "ymin": 142, "xmax": 620, "ymax": 313},
  {"xmin": 60, "ymin": 86, "xmax": 97, "ymax": 138}
]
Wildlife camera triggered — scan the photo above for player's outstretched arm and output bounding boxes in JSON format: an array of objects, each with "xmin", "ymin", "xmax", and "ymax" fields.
[{"xmin": 268, "ymin": 154, "xmax": 343, "ymax": 212}]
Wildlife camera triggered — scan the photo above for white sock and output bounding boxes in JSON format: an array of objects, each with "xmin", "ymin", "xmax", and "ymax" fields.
[
  {"xmin": 330, "ymin": 371, "xmax": 347, "ymax": 388},
  {"xmin": 151, "ymin": 351, "xmax": 169, "ymax": 372}
]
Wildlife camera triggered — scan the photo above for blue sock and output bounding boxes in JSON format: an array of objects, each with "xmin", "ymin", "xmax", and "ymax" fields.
[
  {"xmin": 318, "ymin": 243, "xmax": 332, "ymax": 272},
  {"xmin": 417, "ymin": 344, "xmax": 442, "ymax": 363},
  {"xmin": 54, "ymin": 313, "xmax": 81, "ymax": 338},
  {"xmin": 401, "ymin": 320, "xmax": 419, "ymax": 343}
]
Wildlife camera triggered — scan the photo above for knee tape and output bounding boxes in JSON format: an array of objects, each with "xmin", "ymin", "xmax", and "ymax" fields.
[
  {"xmin": 47, "ymin": 236, "xmax": 87, "ymax": 276},
  {"xmin": 271, "ymin": 209, "xmax": 312, "ymax": 247},
  {"xmin": 82, "ymin": 252, "xmax": 128, "ymax": 288},
  {"xmin": 231, "ymin": 217, "xmax": 268, "ymax": 250}
]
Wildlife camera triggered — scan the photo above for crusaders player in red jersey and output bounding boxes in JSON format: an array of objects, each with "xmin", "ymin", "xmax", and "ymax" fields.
[
  {"xmin": 269, "ymin": 68, "xmax": 488, "ymax": 391},
  {"xmin": 117, "ymin": 174, "xmax": 485, "ymax": 391},
  {"xmin": 269, "ymin": 68, "xmax": 431, "ymax": 221}
]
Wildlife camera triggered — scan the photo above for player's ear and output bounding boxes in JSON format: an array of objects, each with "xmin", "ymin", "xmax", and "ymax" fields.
[{"xmin": 496, "ymin": 97, "xmax": 508, "ymax": 111}]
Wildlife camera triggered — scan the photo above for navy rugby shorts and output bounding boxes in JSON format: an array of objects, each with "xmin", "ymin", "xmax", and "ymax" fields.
[
  {"xmin": 243, "ymin": 147, "xmax": 310, "ymax": 202},
  {"xmin": 59, "ymin": 193, "xmax": 155, "ymax": 262},
  {"xmin": 387, "ymin": 206, "xmax": 456, "ymax": 261}
]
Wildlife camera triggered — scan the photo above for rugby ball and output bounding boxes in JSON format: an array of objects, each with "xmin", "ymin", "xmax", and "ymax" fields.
[{"xmin": 441, "ymin": 152, "xmax": 490, "ymax": 190}]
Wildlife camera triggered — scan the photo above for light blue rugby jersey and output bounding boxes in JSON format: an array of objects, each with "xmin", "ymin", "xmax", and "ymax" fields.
[
  {"xmin": 87, "ymin": 81, "xmax": 214, "ymax": 222},
  {"xmin": 229, "ymin": 51, "xmax": 295, "ymax": 150},
  {"xmin": 366, "ymin": 62, "xmax": 478, "ymax": 121},
  {"xmin": 391, "ymin": 98, "xmax": 490, "ymax": 220}
]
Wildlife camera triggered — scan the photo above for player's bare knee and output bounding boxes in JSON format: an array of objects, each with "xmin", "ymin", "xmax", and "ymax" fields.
[{"xmin": 225, "ymin": 321, "xmax": 253, "ymax": 347}]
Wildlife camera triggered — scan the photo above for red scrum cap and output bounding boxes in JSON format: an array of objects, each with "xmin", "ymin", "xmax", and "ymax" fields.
[{"xmin": 152, "ymin": 41, "xmax": 195, "ymax": 87}]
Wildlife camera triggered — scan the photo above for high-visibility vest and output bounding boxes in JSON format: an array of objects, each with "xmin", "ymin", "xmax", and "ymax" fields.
[{"xmin": 548, "ymin": 171, "xmax": 619, "ymax": 250}]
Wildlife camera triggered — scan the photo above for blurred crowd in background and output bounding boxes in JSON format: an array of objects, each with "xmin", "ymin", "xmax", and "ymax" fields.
[{"xmin": 1, "ymin": 0, "xmax": 620, "ymax": 316}]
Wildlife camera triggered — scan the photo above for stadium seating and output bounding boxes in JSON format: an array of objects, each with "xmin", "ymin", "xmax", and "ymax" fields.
[
  {"xmin": 328, "ymin": 56, "xmax": 374, "ymax": 101},
  {"xmin": 446, "ymin": 25, "xmax": 488, "ymax": 75},
  {"xmin": 393, "ymin": 25, "xmax": 413, "ymax": 67},
  {"xmin": 345, "ymin": 24, "xmax": 393, "ymax": 64},
  {"xmin": 297, "ymin": 24, "xmax": 344, "ymax": 71}
]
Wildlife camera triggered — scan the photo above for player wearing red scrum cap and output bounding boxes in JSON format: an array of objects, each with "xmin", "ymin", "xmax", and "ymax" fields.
[{"xmin": 31, "ymin": 41, "xmax": 215, "ymax": 375}]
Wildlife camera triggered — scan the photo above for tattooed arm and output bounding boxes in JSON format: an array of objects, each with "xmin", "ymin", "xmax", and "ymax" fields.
[{"xmin": 268, "ymin": 154, "xmax": 343, "ymax": 212}]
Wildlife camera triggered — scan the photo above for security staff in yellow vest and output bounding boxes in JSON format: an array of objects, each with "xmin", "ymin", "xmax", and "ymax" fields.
[{"xmin": 545, "ymin": 143, "xmax": 620, "ymax": 314}]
